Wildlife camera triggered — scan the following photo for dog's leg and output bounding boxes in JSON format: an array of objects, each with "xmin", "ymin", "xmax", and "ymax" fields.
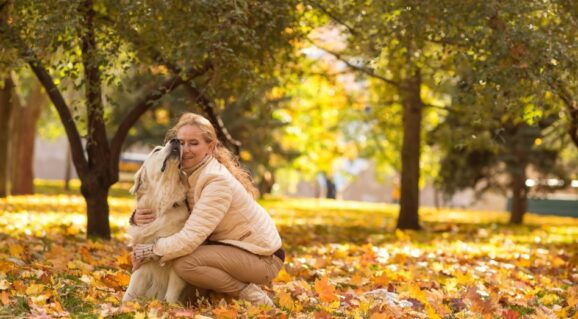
[
  {"xmin": 122, "ymin": 268, "xmax": 151, "ymax": 303},
  {"xmin": 164, "ymin": 269, "xmax": 187, "ymax": 303}
]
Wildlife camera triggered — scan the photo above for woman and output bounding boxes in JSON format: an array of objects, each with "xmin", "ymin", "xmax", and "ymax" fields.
[{"xmin": 130, "ymin": 113, "xmax": 284, "ymax": 307}]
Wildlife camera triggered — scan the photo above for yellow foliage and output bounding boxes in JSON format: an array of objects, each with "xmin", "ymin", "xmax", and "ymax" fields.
[{"xmin": 1, "ymin": 194, "xmax": 577, "ymax": 318}]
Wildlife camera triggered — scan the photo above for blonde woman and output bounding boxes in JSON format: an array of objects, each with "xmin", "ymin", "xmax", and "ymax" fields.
[{"xmin": 130, "ymin": 113, "xmax": 283, "ymax": 306}]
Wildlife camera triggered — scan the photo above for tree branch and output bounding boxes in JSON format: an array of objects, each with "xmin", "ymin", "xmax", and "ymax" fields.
[
  {"xmin": 109, "ymin": 74, "xmax": 189, "ymax": 174},
  {"xmin": 312, "ymin": 42, "xmax": 400, "ymax": 89},
  {"xmin": 98, "ymin": 12, "xmax": 241, "ymax": 156},
  {"xmin": 547, "ymin": 78, "xmax": 578, "ymax": 148},
  {"xmin": 304, "ymin": 0, "xmax": 359, "ymax": 37},
  {"xmin": 80, "ymin": 0, "xmax": 109, "ymax": 174},
  {"xmin": 186, "ymin": 85, "xmax": 241, "ymax": 155}
]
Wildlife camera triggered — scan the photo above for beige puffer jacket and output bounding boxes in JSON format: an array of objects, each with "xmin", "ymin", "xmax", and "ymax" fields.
[{"xmin": 153, "ymin": 157, "xmax": 282, "ymax": 262}]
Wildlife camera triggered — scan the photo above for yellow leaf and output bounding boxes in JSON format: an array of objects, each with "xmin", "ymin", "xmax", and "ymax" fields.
[
  {"xmin": 425, "ymin": 305, "xmax": 442, "ymax": 319},
  {"xmin": 395, "ymin": 229, "xmax": 410, "ymax": 241},
  {"xmin": 539, "ymin": 293, "xmax": 559, "ymax": 306},
  {"xmin": 314, "ymin": 276, "xmax": 339, "ymax": 303},
  {"xmin": 275, "ymin": 268, "xmax": 292, "ymax": 283},
  {"xmin": 8, "ymin": 243, "xmax": 23, "ymax": 258},
  {"xmin": 278, "ymin": 290, "xmax": 294, "ymax": 310},
  {"xmin": 25, "ymin": 284, "xmax": 45, "ymax": 295},
  {"xmin": 116, "ymin": 251, "xmax": 131, "ymax": 268}
]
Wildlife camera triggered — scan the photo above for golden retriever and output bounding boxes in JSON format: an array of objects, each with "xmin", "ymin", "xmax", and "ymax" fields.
[{"xmin": 122, "ymin": 139, "xmax": 190, "ymax": 303}]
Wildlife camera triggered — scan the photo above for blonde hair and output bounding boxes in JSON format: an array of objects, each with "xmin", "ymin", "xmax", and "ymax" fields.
[{"xmin": 165, "ymin": 113, "xmax": 258, "ymax": 198}]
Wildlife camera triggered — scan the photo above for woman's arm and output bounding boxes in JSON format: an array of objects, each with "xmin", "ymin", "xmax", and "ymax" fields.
[{"xmin": 153, "ymin": 174, "xmax": 233, "ymax": 262}]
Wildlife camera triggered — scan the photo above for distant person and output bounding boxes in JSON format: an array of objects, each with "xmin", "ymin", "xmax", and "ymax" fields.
[{"xmin": 130, "ymin": 113, "xmax": 284, "ymax": 306}]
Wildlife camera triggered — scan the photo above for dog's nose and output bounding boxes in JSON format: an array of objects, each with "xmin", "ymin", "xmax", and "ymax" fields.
[{"xmin": 170, "ymin": 139, "xmax": 179, "ymax": 146}]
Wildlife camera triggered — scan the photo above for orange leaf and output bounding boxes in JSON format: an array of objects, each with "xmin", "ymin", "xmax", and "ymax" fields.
[
  {"xmin": 212, "ymin": 307, "xmax": 238, "ymax": 319},
  {"xmin": 313, "ymin": 310, "xmax": 332, "ymax": 319},
  {"xmin": 373, "ymin": 273, "xmax": 389, "ymax": 286},
  {"xmin": 0, "ymin": 291, "xmax": 10, "ymax": 305},
  {"xmin": 102, "ymin": 272, "xmax": 131, "ymax": 289},
  {"xmin": 502, "ymin": 309, "xmax": 519, "ymax": 319},
  {"xmin": 350, "ymin": 273, "xmax": 363, "ymax": 286},
  {"xmin": 314, "ymin": 276, "xmax": 338, "ymax": 303}
]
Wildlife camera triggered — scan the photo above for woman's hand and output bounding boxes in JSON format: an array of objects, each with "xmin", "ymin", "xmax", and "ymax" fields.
[
  {"xmin": 134, "ymin": 208, "xmax": 156, "ymax": 226},
  {"xmin": 131, "ymin": 243, "xmax": 159, "ymax": 271}
]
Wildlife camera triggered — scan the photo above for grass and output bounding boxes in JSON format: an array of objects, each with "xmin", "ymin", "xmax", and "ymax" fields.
[{"xmin": 0, "ymin": 180, "xmax": 577, "ymax": 318}]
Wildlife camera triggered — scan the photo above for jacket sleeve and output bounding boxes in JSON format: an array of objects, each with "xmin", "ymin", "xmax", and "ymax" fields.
[{"xmin": 153, "ymin": 174, "xmax": 233, "ymax": 261}]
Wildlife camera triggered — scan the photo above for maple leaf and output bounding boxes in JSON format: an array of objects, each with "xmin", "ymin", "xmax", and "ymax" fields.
[
  {"xmin": 502, "ymin": 309, "xmax": 520, "ymax": 319},
  {"xmin": 315, "ymin": 276, "xmax": 339, "ymax": 303},
  {"xmin": 278, "ymin": 290, "xmax": 295, "ymax": 311}
]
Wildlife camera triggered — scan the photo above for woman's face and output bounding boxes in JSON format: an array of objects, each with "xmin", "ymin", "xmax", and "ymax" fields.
[{"xmin": 176, "ymin": 124, "xmax": 213, "ymax": 170}]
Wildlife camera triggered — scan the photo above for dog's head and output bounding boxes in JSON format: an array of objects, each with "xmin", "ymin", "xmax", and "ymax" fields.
[{"xmin": 130, "ymin": 139, "xmax": 188, "ymax": 207}]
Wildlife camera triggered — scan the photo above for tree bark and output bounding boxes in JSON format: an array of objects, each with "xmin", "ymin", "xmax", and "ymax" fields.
[
  {"xmin": 82, "ymin": 179, "xmax": 111, "ymax": 238},
  {"xmin": 509, "ymin": 161, "xmax": 528, "ymax": 224},
  {"xmin": 10, "ymin": 83, "xmax": 44, "ymax": 195},
  {"xmin": 0, "ymin": 75, "xmax": 15, "ymax": 197},
  {"xmin": 396, "ymin": 70, "xmax": 423, "ymax": 230},
  {"xmin": 79, "ymin": 0, "xmax": 113, "ymax": 239}
]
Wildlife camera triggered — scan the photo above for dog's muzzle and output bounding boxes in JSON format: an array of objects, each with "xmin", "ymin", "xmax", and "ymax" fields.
[{"xmin": 161, "ymin": 139, "xmax": 181, "ymax": 172}]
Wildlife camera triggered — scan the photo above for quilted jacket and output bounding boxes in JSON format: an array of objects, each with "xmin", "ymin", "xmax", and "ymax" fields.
[{"xmin": 153, "ymin": 156, "xmax": 282, "ymax": 261}]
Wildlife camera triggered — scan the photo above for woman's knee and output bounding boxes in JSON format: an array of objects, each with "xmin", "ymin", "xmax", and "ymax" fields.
[{"xmin": 172, "ymin": 255, "xmax": 201, "ymax": 277}]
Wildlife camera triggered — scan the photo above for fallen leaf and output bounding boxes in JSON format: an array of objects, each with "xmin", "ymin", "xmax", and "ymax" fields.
[{"xmin": 315, "ymin": 276, "xmax": 339, "ymax": 303}]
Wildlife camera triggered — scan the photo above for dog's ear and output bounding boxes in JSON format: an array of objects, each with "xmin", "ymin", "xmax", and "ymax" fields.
[{"xmin": 130, "ymin": 167, "xmax": 145, "ymax": 195}]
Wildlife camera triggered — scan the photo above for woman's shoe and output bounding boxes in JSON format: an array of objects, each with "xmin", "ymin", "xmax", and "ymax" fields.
[{"xmin": 239, "ymin": 283, "xmax": 275, "ymax": 307}]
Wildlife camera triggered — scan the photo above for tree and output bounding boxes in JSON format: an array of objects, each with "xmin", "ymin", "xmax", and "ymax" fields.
[
  {"xmin": 434, "ymin": 113, "xmax": 566, "ymax": 224},
  {"xmin": 307, "ymin": 0, "xmax": 578, "ymax": 229},
  {"xmin": 0, "ymin": 0, "xmax": 301, "ymax": 239},
  {"xmin": 10, "ymin": 75, "xmax": 46, "ymax": 195},
  {"xmin": 0, "ymin": 75, "xmax": 14, "ymax": 197}
]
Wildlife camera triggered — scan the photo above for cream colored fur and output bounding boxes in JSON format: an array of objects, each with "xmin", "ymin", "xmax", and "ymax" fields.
[{"xmin": 122, "ymin": 141, "xmax": 190, "ymax": 303}]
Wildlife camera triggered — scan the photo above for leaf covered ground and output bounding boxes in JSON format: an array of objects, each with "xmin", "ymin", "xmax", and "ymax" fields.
[{"xmin": 0, "ymin": 182, "xmax": 577, "ymax": 318}]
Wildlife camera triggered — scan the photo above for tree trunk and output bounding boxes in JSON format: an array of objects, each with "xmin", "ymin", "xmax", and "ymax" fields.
[
  {"xmin": 0, "ymin": 76, "xmax": 15, "ymax": 198},
  {"xmin": 509, "ymin": 165, "xmax": 528, "ymax": 224},
  {"xmin": 80, "ymin": 0, "xmax": 113, "ymax": 239},
  {"xmin": 82, "ymin": 180, "xmax": 111, "ymax": 238},
  {"xmin": 64, "ymin": 144, "xmax": 72, "ymax": 191},
  {"xmin": 10, "ymin": 83, "xmax": 44, "ymax": 195},
  {"xmin": 396, "ymin": 71, "xmax": 423, "ymax": 230}
]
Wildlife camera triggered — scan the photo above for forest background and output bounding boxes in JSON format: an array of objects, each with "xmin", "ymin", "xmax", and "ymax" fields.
[{"xmin": 1, "ymin": 1, "xmax": 578, "ymax": 318}]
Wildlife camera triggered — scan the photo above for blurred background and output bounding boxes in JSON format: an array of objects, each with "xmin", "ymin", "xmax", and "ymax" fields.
[{"xmin": 2, "ymin": 0, "xmax": 578, "ymax": 222}]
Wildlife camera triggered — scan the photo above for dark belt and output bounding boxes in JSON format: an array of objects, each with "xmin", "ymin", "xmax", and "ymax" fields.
[{"xmin": 273, "ymin": 248, "xmax": 285, "ymax": 262}]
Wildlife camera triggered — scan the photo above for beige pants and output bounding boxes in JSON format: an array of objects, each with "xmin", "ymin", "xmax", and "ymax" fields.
[{"xmin": 173, "ymin": 244, "xmax": 283, "ymax": 298}]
